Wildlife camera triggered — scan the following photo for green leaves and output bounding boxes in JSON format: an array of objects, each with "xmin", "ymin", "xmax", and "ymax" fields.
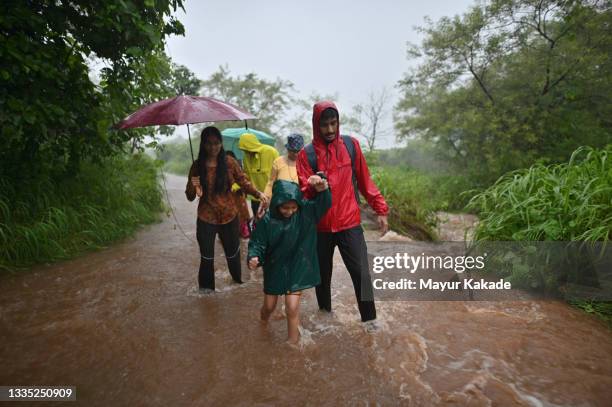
[
  {"xmin": 467, "ymin": 145, "xmax": 612, "ymax": 242},
  {"xmin": 0, "ymin": 0, "xmax": 185, "ymax": 181},
  {"xmin": 171, "ymin": 64, "xmax": 202, "ymax": 95},
  {"xmin": 395, "ymin": 1, "xmax": 612, "ymax": 184},
  {"xmin": 199, "ymin": 65, "xmax": 296, "ymax": 136}
]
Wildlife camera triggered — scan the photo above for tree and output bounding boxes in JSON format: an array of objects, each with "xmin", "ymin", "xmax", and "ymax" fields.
[
  {"xmin": 0, "ymin": 0, "xmax": 185, "ymax": 180},
  {"xmin": 395, "ymin": 0, "xmax": 612, "ymax": 183},
  {"xmin": 345, "ymin": 88, "xmax": 391, "ymax": 152},
  {"xmin": 100, "ymin": 50, "xmax": 179, "ymax": 153},
  {"xmin": 199, "ymin": 65, "xmax": 295, "ymax": 136},
  {"xmin": 172, "ymin": 63, "xmax": 202, "ymax": 95}
]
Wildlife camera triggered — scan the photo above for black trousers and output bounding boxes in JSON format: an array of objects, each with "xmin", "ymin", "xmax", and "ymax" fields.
[
  {"xmin": 250, "ymin": 200, "xmax": 260, "ymax": 219},
  {"xmin": 196, "ymin": 216, "xmax": 242, "ymax": 289},
  {"xmin": 316, "ymin": 226, "xmax": 377, "ymax": 322}
]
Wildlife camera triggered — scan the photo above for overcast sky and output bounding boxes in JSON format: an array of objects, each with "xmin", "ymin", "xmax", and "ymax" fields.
[{"xmin": 166, "ymin": 0, "xmax": 475, "ymax": 148}]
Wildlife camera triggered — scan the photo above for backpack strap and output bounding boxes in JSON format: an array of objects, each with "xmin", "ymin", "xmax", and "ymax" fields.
[
  {"xmin": 305, "ymin": 142, "xmax": 318, "ymax": 173},
  {"xmin": 341, "ymin": 135, "xmax": 360, "ymax": 204}
]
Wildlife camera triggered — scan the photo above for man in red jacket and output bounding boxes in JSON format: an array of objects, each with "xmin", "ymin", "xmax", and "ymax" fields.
[{"xmin": 297, "ymin": 101, "xmax": 389, "ymax": 323}]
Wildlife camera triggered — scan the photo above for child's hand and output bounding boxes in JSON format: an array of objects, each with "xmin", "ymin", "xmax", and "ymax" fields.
[
  {"xmin": 257, "ymin": 192, "xmax": 270, "ymax": 219},
  {"xmin": 248, "ymin": 257, "xmax": 259, "ymax": 270},
  {"xmin": 256, "ymin": 204, "xmax": 266, "ymax": 219}
]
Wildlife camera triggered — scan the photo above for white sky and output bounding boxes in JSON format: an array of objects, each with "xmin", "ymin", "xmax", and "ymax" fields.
[{"xmin": 165, "ymin": 0, "xmax": 475, "ymax": 149}]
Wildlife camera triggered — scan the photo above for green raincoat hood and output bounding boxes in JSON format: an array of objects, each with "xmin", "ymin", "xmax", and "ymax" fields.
[{"xmin": 270, "ymin": 180, "xmax": 303, "ymax": 219}]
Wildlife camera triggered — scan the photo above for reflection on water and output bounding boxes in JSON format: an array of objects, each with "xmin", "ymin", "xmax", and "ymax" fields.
[{"xmin": 1, "ymin": 175, "xmax": 611, "ymax": 406}]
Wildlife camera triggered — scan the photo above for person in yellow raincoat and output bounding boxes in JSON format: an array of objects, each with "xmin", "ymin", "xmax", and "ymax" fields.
[{"xmin": 238, "ymin": 133, "xmax": 279, "ymax": 218}]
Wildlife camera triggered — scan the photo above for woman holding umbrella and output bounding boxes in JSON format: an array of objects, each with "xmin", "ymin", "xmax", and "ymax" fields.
[{"xmin": 186, "ymin": 126, "xmax": 269, "ymax": 292}]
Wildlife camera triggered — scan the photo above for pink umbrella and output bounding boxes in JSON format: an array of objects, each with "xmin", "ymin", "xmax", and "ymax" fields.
[
  {"xmin": 116, "ymin": 95, "xmax": 256, "ymax": 128},
  {"xmin": 115, "ymin": 95, "xmax": 256, "ymax": 161}
]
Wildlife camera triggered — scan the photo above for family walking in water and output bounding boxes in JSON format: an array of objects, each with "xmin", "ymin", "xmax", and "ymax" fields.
[{"xmin": 186, "ymin": 101, "xmax": 389, "ymax": 343}]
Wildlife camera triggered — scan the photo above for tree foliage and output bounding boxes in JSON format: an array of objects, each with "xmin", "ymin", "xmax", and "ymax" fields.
[
  {"xmin": 395, "ymin": 0, "xmax": 612, "ymax": 184},
  {"xmin": 171, "ymin": 63, "xmax": 202, "ymax": 96},
  {"xmin": 467, "ymin": 145, "xmax": 612, "ymax": 241},
  {"xmin": 0, "ymin": 0, "xmax": 185, "ymax": 181},
  {"xmin": 199, "ymin": 65, "xmax": 295, "ymax": 136}
]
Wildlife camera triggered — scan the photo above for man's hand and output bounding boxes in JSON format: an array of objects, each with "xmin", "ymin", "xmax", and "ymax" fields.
[
  {"xmin": 308, "ymin": 175, "xmax": 328, "ymax": 192},
  {"xmin": 248, "ymin": 257, "xmax": 259, "ymax": 270},
  {"xmin": 378, "ymin": 215, "xmax": 388, "ymax": 236}
]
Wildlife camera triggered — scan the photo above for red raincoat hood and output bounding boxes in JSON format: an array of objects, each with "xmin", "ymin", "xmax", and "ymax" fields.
[{"xmin": 312, "ymin": 101, "xmax": 340, "ymax": 144}]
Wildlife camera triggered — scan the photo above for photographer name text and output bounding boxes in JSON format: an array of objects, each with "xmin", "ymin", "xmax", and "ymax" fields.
[{"xmin": 373, "ymin": 278, "xmax": 511, "ymax": 291}]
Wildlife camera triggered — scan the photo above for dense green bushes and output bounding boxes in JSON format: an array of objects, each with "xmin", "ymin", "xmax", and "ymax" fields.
[
  {"xmin": 467, "ymin": 146, "xmax": 612, "ymax": 242},
  {"xmin": 0, "ymin": 154, "xmax": 164, "ymax": 272},
  {"xmin": 0, "ymin": 1, "xmax": 183, "ymax": 272}
]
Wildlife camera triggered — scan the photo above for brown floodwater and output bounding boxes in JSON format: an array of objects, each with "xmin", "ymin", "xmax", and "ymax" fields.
[{"xmin": 1, "ymin": 174, "xmax": 611, "ymax": 406}]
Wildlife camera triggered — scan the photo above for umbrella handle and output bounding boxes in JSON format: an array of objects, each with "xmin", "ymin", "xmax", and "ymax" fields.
[
  {"xmin": 187, "ymin": 123, "xmax": 195, "ymax": 163},
  {"xmin": 188, "ymin": 123, "xmax": 201, "ymax": 197}
]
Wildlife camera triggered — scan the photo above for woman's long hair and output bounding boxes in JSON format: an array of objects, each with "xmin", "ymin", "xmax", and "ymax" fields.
[{"xmin": 197, "ymin": 126, "xmax": 229, "ymax": 196}]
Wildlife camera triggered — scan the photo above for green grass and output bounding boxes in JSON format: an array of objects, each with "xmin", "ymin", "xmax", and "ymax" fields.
[
  {"xmin": 370, "ymin": 166, "xmax": 474, "ymax": 240},
  {"xmin": 370, "ymin": 166, "xmax": 436, "ymax": 240},
  {"xmin": 0, "ymin": 153, "xmax": 165, "ymax": 272},
  {"xmin": 467, "ymin": 145, "xmax": 612, "ymax": 242}
]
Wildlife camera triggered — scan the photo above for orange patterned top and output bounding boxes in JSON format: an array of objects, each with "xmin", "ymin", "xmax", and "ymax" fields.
[{"xmin": 185, "ymin": 156, "xmax": 260, "ymax": 224}]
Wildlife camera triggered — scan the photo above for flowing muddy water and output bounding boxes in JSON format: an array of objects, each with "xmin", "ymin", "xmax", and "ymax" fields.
[{"xmin": 1, "ymin": 174, "xmax": 611, "ymax": 406}]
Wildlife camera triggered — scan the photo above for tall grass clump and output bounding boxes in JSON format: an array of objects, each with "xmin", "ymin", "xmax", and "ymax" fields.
[
  {"xmin": 0, "ymin": 154, "xmax": 164, "ymax": 272},
  {"xmin": 370, "ymin": 167, "xmax": 440, "ymax": 240},
  {"xmin": 467, "ymin": 145, "xmax": 611, "ymax": 242},
  {"xmin": 370, "ymin": 166, "xmax": 476, "ymax": 239}
]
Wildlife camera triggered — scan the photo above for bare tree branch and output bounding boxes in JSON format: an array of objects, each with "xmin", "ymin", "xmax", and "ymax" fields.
[
  {"xmin": 463, "ymin": 51, "xmax": 495, "ymax": 104},
  {"xmin": 348, "ymin": 88, "xmax": 392, "ymax": 151}
]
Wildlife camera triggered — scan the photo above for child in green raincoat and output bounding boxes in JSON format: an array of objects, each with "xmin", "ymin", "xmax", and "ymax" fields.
[{"xmin": 247, "ymin": 175, "xmax": 331, "ymax": 344}]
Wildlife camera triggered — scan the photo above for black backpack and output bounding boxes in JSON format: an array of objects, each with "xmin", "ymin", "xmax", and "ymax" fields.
[{"xmin": 304, "ymin": 135, "xmax": 360, "ymax": 203}]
